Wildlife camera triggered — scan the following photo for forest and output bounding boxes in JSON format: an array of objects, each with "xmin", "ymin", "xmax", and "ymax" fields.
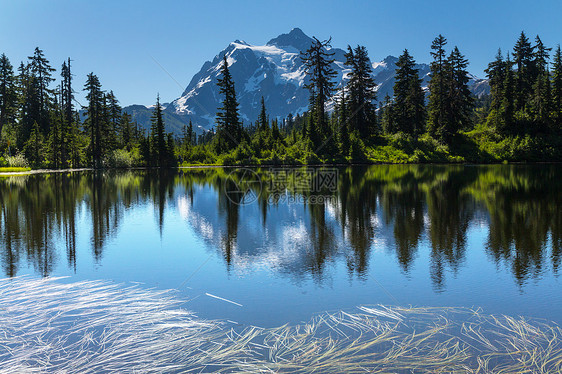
[{"xmin": 1, "ymin": 31, "xmax": 561, "ymax": 169}]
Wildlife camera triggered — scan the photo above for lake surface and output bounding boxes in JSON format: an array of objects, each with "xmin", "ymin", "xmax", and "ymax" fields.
[{"xmin": 0, "ymin": 165, "xmax": 561, "ymax": 327}]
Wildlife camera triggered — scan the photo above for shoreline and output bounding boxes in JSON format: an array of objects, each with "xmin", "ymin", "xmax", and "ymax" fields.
[{"xmin": 1, "ymin": 161, "xmax": 561, "ymax": 176}]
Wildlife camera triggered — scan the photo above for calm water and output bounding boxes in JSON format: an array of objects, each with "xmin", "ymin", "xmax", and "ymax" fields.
[{"xmin": 0, "ymin": 165, "xmax": 561, "ymax": 327}]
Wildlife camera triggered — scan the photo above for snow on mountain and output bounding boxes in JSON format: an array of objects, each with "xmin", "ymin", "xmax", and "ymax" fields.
[{"xmin": 124, "ymin": 28, "xmax": 489, "ymax": 134}]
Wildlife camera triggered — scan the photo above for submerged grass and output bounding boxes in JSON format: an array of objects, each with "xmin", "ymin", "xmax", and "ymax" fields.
[{"xmin": 0, "ymin": 277, "xmax": 561, "ymax": 373}]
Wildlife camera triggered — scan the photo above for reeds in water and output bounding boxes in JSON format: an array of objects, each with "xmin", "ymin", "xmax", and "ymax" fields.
[{"xmin": 0, "ymin": 276, "xmax": 561, "ymax": 373}]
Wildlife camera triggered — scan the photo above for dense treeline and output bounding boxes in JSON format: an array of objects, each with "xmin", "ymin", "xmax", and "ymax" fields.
[
  {"xmin": 0, "ymin": 48, "xmax": 174, "ymax": 169},
  {"xmin": 185, "ymin": 31, "xmax": 562, "ymax": 165},
  {"xmin": 2, "ymin": 31, "xmax": 562, "ymax": 169}
]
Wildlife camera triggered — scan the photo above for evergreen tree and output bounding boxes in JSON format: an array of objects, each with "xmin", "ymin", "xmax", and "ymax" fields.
[
  {"xmin": 444, "ymin": 46, "xmax": 473, "ymax": 139},
  {"xmin": 380, "ymin": 94, "xmax": 395, "ymax": 134},
  {"xmin": 181, "ymin": 119, "xmax": 194, "ymax": 153},
  {"xmin": 83, "ymin": 73, "xmax": 104, "ymax": 168},
  {"xmin": 427, "ymin": 34, "xmax": 448, "ymax": 139},
  {"xmin": 47, "ymin": 94, "xmax": 63, "ymax": 168},
  {"xmin": 121, "ymin": 112, "xmax": 133, "ymax": 150},
  {"xmin": 336, "ymin": 84, "xmax": 350, "ymax": 155},
  {"xmin": 301, "ymin": 37, "xmax": 337, "ymax": 142},
  {"xmin": 257, "ymin": 96, "xmax": 268, "ymax": 131},
  {"xmin": 513, "ymin": 31, "xmax": 535, "ymax": 111},
  {"xmin": 23, "ymin": 121, "xmax": 44, "ymax": 166},
  {"xmin": 392, "ymin": 49, "xmax": 425, "ymax": 138},
  {"xmin": 215, "ymin": 55, "xmax": 242, "ymax": 151},
  {"xmin": 60, "ymin": 58, "xmax": 74, "ymax": 168},
  {"xmin": 552, "ymin": 45, "xmax": 562, "ymax": 128},
  {"xmin": 485, "ymin": 49, "xmax": 506, "ymax": 113},
  {"xmin": 344, "ymin": 45, "xmax": 377, "ymax": 138},
  {"xmin": 0, "ymin": 54, "xmax": 17, "ymax": 138},
  {"xmin": 28, "ymin": 47, "xmax": 55, "ymax": 135},
  {"xmin": 106, "ymin": 90, "xmax": 121, "ymax": 148},
  {"xmin": 150, "ymin": 94, "xmax": 168, "ymax": 167}
]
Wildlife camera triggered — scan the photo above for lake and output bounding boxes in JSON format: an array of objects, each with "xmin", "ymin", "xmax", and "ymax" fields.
[{"xmin": 1, "ymin": 165, "xmax": 561, "ymax": 328}]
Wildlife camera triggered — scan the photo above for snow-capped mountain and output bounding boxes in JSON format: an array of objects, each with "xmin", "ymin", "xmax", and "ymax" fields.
[{"xmin": 124, "ymin": 28, "xmax": 489, "ymax": 134}]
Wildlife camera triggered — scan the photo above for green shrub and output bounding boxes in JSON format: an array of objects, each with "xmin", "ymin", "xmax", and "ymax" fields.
[{"xmin": 5, "ymin": 154, "xmax": 29, "ymax": 168}]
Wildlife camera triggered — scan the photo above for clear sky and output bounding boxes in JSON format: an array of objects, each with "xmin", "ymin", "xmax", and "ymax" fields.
[{"xmin": 1, "ymin": 0, "xmax": 561, "ymax": 106}]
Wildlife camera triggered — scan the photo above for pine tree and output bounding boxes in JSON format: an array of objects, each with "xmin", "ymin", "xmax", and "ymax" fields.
[
  {"xmin": 150, "ymin": 94, "xmax": 168, "ymax": 167},
  {"xmin": 55, "ymin": 58, "xmax": 78, "ymax": 168},
  {"xmin": 485, "ymin": 49, "xmax": 506, "ymax": 113},
  {"xmin": 392, "ymin": 49, "xmax": 426, "ymax": 138},
  {"xmin": 0, "ymin": 54, "xmax": 17, "ymax": 139},
  {"xmin": 552, "ymin": 45, "xmax": 562, "ymax": 128},
  {"xmin": 500, "ymin": 53, "xmax": 516, "ymax": 134},
  {"xmin": 121, "ymin": 112, "xmax": 133, "ymax": 150},
  {"xmin": 258, "ymin": 96, "xmax": 268, "ymax": 131},
  {"xmin": 47, "ymin": 94, "xmax": 63, "ymax": 168},
  {"xmin": 215, "ymin": 55, "xmax": 242, "ymax": 151},
  {"xmin": 344, "ymin": 45, "xmax": 377, "ymax": 139},
  {"xmin": 513, "ymin": 32, "xmax": 535, "ymax": 111},
  {"xmin": 336, "ymin": 84, "xmax": 350, "ymax": 154},
  {"xmin": 427, "ymin": 34, "xmax": 448, "ymax": 140},
  {"xmin": 381, "ymin": 94, "xmax": 395, "ymax": 134},
  {"xmin": 106, "ymin": 90, "xmax": 121, "ymax": 148},
  {"xmin": 83, "ymin": 73, "xmax": 104, "ymax": 168},
  {"xmin": 28, "ymin": 47, "xmax": 55, "ymax": 135},
  {"xmin": 444, "ymin": 46, "xmax": 473, "ymax": 140},
  {"xmin": 301, "ymin": 37, "xmax": 337, "ymax": 142},
  {"xmin": 23, "ymin": 121, "xmax": 43, "ymax": 166}
]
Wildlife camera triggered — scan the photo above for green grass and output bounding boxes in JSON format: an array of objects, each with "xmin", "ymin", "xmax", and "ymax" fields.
[{"xmin": 0, "ymin": 167, "xmax": 32, "ymax": 172}]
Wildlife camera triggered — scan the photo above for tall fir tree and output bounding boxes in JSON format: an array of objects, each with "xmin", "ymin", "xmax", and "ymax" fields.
[
  {"xmin": 0, "ymin": 54, "xmax": 17, "ymax": 139},
  {"xmin": 552, "ymin": 45, "xmax": 562, "ymax": 129},
  {"xmin": 392, "ymin": 49, "xmax": 426, "ymax": 138},
  {"xmin": 257, "ymin": 96, "xmax": 268, "ymax": 131},
  {"xmin": 150, "ymin": 95, "xmax": 167, "ymax": 166},
  {"xmin": 215, "ymin": 55, "xmax": 242, "ymax": 151},
  {"xmin": 344, "ymin": 45, "xmax": 377, "ymax": 138},
  {"xmin": 427, "ymin": 34, "xmax": 448, "ymax": 140},
  {"xmin": 444, "ymin": 46, "xmax": 473, "ymax": 139},
  {"xmin": 83, "ymin": 73, "xmax": 105, "ymax": 168},
  {"xmin": 513, "ymin": 31, "xmax": 535, "ymax": 112},
  {"xmin": 301, "ymin": 37, "xmax": 337, "ymax": 144},
  {"xmin": 28, "ymin": 47, "xmax": 55, "ymax": 135}
]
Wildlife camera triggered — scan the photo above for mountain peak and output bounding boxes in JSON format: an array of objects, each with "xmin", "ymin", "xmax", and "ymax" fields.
[{"xmin": 266, "ymin": 27, "xmax": 312, "ymax": 51}]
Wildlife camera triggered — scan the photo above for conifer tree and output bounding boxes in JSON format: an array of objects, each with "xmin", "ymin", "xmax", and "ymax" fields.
[
  {"xmin": 258, "ymin": 96, "xmax": 268, "ymax": 131},
  {"xmin": 121, "ymin": 112, "xmax": 133, "ymax": 150},
  {"xmin": 215, "ymin": 55, "xmax": 242, "ymax": 151},
  {"xmin": 513, "ymin": 32, "xmax": 535, "ymax": 111},
  {"xmin": 344, "ymin": 45, "xmax": 377, "ymax": 138},
  {"xmin": 106, "ymin": 91, "xmax": 121, "ymax": 148},
  {"xmin": 83, "ymin": 73, "xmax": 104, "ymax": 168},
  {"xmin": 485, "ymin": 49, "xmax": 506, "ymax": 113},
  {"xmin": 552, "ymin": 45, "xmax": 562, "ymax": 128},
  {"xmin": 392, "ymin": 49, "xmax": 425, "ymax": 138},
  {"xmin": 150, "ymin": 94, "xmax": 168, "ymax": 167},
  {"xmin": 427, "ymin": 34, "xmax": 448, "ymax": 140},
  {"xmin": 301, "ymin": 37, "xmax": 337, "ymax": 141},
  {"xmin": 444, "ymin": 46, "xmax": 473, "ymax": 139},
  {"xmin": 28, "ymin": 47, "xmax": 55, "ymax": 135},
  {"xmin": 23, "ymin": 121, "xmax": 43, "ymax": 166},
  {"xmin": 47, "ymin": 94, "xmax": 63, "ymax": 168},
  {"xmin": 336, "ymin": 84, "xmax": 350, "ymax": 154},
  {"xmin": 60, "ymin": 58, "xmax": 74, "ymax": 167},
  {"xmin": 0, "ymin": 54, "xmax": 17, "ymax": 139}
]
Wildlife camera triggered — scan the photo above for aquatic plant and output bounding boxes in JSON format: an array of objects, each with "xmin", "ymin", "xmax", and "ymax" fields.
[{"xmin": 0, "ymin": 276, "xmax": 561, "ymax": 373}]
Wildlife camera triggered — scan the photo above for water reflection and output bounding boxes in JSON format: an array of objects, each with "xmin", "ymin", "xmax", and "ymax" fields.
[{"xmin": 0, "ymin": 165, "xmax": 561, "ymax": 290}]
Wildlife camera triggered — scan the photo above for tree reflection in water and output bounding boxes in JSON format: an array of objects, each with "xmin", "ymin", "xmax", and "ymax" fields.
[{"xmin": 0, "ymin": 165, "xmax": 560, "ymax": 290}]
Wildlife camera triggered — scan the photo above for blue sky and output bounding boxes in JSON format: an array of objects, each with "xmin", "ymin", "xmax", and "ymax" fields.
[{"xmin": 1, "ymin": 0, "xmax": 561, "ymax": 106}]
